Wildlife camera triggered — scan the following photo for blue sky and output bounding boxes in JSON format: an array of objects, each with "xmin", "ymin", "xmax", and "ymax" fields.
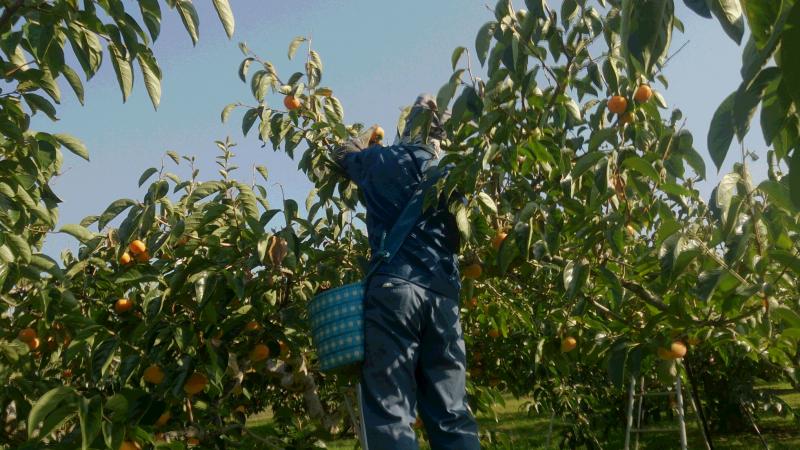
[{"xmin": 38, "ymin": 1, "xmax": 764, "ymax": 257}]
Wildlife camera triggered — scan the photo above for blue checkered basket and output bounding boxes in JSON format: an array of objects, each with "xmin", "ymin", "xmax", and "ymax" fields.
[{"xmin": 309, "ymin": 282, "xmax": 365, "ymax": 372}]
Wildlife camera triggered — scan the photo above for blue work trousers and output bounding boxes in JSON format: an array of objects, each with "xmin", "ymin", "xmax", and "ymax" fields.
[{"xmin": 358, "ymin": 275, "xmax": 480, "ymax": 450}]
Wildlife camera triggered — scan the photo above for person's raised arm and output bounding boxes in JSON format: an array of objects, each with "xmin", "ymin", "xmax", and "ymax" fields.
[{"xmin": 330, "ymin": 124, "xmax": 382, "ymax": 182}]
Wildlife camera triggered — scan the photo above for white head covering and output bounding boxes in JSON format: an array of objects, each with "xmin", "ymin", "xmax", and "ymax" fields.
[{"xmin": 397, "ymin": 93, "xmax": 448, "ymax": 156}]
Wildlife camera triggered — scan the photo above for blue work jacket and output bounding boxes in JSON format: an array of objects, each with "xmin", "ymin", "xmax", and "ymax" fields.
[{"xmin": 339, "ymin": 144, "xmax": 461, "ymax": 299}]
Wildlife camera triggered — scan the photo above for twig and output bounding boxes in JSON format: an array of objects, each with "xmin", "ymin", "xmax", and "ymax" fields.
[
  {"xmin": 4, "ymin": 60, "xmax": 34, "ymax": 77},
  {"xmin": 465, "ymin": 48, "xmax": 477, "ymax": 86},
  {"xmin": 684, "ymin": 359, "xmax": 714, "ymax": 450},
  {"xmin": 654, "ymin": 40, "xmax": 691, "ymax": 78},
  {"xmin": 186, "ymin": 397, "xmax": 195, "ymax": 423},
  {"xmin": 587, "ymin": 296, "xmax": 632, "ymax": 326},
  {"xmin": 620, "ymin": 280, "xmax": 669, "ymax": 312},
  {"xmin": 698, "ymin": 305, "xmax": 762, "ymax": 327},
  {"xmin": 740, "ymin": 399, "xmax": 769, "ymax": 450},
  {"xmin": 242, "ymin": 427, "xmax": 284, "ymax": 449},
  {"xmin": 693, "ymin": 238, "xmax": 751, "ymax": 287}
]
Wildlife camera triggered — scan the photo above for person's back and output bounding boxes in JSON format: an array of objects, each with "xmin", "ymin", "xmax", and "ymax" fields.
[
  {"xmin": 332, "ymin": 94, "xmax": 481, "ymax": 450},
  {"xmin": 338, "ymin": 142, "xmax": 461, "ymax": 299}
]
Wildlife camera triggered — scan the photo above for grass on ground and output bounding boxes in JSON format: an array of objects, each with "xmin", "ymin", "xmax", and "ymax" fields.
[{"xmin": 247, "ymin": 388, "xmax": 800, "ymax": 449}]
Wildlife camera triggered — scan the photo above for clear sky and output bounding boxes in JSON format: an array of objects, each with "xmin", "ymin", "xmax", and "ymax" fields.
[{"xmin": 37, "ymin": 0, "xmax": 764, "ymax": 257}]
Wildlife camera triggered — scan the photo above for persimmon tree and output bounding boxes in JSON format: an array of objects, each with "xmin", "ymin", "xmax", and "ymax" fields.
[{"xmin": 2, "ymin": 0, "xmax": 799, "ymax": 448}]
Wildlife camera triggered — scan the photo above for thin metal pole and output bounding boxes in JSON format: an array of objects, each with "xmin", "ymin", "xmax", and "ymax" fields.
[
  {"xmin": 624, "ymin": 375, "xmax": 636, "ymax": 450},
  {"xmin": 675, "ymin": 374, "xmax": 688, "ymax": 450},
  {"xmin": 341, "ymin": 386, "xmax": 360, "ymax": 440},
  {"xmin": 634, "ymin": 376, "xmax": 645, "ymax": 450},
  {"xmin": 356, "ymin": 382, "xmax": 370, "ymax": 450}
]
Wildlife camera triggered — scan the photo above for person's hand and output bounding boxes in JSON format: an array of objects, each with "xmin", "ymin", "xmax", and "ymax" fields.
[
  {"xmin": 368, "ymin": 125, "xmax": 385, "ymax": 145},
  {"xmin": 331, "ymin": 124, "xmax": 383, "ymax": 162}
]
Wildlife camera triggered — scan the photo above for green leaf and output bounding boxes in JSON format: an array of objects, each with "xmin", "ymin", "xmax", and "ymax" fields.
[
  {"xmin": 760, "ymin": 75, "xmax": 790, "ymax": 145},
  {"xmin": 497, "ymin": 229, "xmax": 520, "ymax": 274},
  {"xmin": 39, "ymin": 67, "xmax": 61, "ymax": 103},
  {"xmin": 772, "ymin": 306, "xmax": 800, "ymax": 328},
  {"xmin": 59, "ymin": 224, "xmax": 96, "ymax": 244},
  {"xmin": 758, "ymin": 180, "xmax": 793, "ymax": 211},
  {"xmin": 139, "ymin": 0, "xmax": 162, "ymax": 40},
  {"xmin": 23, "ymin": 93, "xmax": 58, "ymax": 120},
  {"xmin": 572, "ymin": 152, "xmax": 605, "ymax": 178},
  {"xmin": 526, "ymin": 0, "xmax": 547, "ymax": 18},
  {"xmin": 238, "ymin": 57, "xmax": 254, "ymax": 82},
  {"xmin": 560, "ymin": 0, "xmax": 578, "ymax": 26},
  {"xmin": 99, "ymin": 199, "xmax": 136, "ymax": 230},
  {"xmin": 676, "ymin": 131, "xmax": 706, "ymax": 179},
  {"xmin": 621, "ymin": 156, "xmax": 659, "ymax": 181},
  {"xmin": 620, "ymin": 0, "xmax": 674, "ymax": 77},
  {"xmin": 710, "ymin": 0, "xmax": 745, "ymax": 44},
  {"xmin": 475, "ymin": 22, "xmax": 496, "ymax": 66},
  {"xmin": 242, "ymin": 108, "xmax": 259, "ymax": 136},
  {"xmin": 284, "ymin": 199, "xmax": 299, "ymax": 225},
  {"xmin": 29, "ymin": 254, "xmax": 65, "ymax": 280},
  {"xmin": 188, "ymin": 181, "xmax": 226, "ymax": 204},
  {"xmin": 451, "ymin": 46, "xmax": 467, "ymax": 70},
  {"xmin": 697, "ymin": 274, "xmax": 729, "ymax": 309},
  {"xmin": 741, "ymin": 0, "xmax": 782, "ymax": 48},
  {"xmin": 5, "ymin": 234, "xmax": 31, "ymax": 264},
  {"xmin": 603, "ymin": 58, "xmax": 620, "ymax": 93},
  {"xmin": 716, "ymin": 172, "xmax": 741, "ymax": 223},
  {"xmin": 249, "ymin": 170, "xmax": 267, "ymax": 191},
  {"xmin": 78, "ymin": 396, "xmax": 102, "ymax": 450},
  {"xmin": 790, "ymin": 149, "xmax": 800, "ymax": 208},
  {"xmin": 449, "ymin": 202, "xmax": 470, "ymax": 241},
  {"xmin": 221, "ymin": 103, "xmax": 237, "ymax": 123},
  {"xmin": 563, "ymin": 259, "xmax": 589, "ymax": 300},
  {"xmin": 137, "ymin": 51, "xmax": 161, "ymax": 109},
  {"xmin": 54, "ymin": 134, "xmax": 89, "ymax": 161},
  {"xmin": 588, "ymin": 62, "xmax": 605, "ymax": 89},
  {"xmin": 61, "ymin": 64, "xmax": 85, "ymax": 105},
  {"xmin": 166, "ymin": 150, "xmax": 180, "ymax": 164},
  {"xmin": 0, "ymin": 245, "xmax": 12, "ymax": 263},
  {"xmin": 288, "ymin": 36, "xmax": 306, "ymax": 60},
  {"xmin": 707, "ymin": 92, "xmax": 736, "ymax": 171},
  {"xmin": 28, "ymin": 386, "xmax": 77, "ymax": 439},
  {"xmin": 326, "ymin": 97, "xmax": 344, "ymax": 122},
  {"xmin": 683, "ymin": 0, "xmax": 712, "ymax": 18},
  {"xmin": 138, "ymin": 167, "xmax": 158, "ymax": 187},
  {"xmin": 607, "ymin": 341, "xmax": 629, "ymax": 388},
  {"xmin": 782, "ymin": 2, "xmax": 800, "ymax": 107},
  {"xmin": 564, "ymin": 98, "xmax": 582, "ymax": 122},
  {"xmin": 733, "ymin": 67, "xmax": 779, "ymax": 140},
  {"xmin": 91, "ymin": 338, "xmax": 119, "ymax": 381},
  {"xmin": 212, "ymin": 0, "xmax": 235, "ymax": 38},
  {"xmin": 770, "ymin": 250, "xmax": 800, "ymax": 276},
  {"xmin": 436, "ymin": 80, "xmax": 458, "ymax": 111},
  {"xmin": 235, "ymin": 182, "xmax": 260, "ymax": 220},
  {"xmin": 177, "ymin": 0, "xmax": 200, "ymax": 45},
  {"xmin": 305, "ymin": 188, "xmax": 317, "ymax": 212},
  {"xmin": 108, "ymin": 44, "xmax": 133, "ymax": 102},
  {"xmin": 79, "ymin": 28, "xmax": 104, "ymax": 80},
  {"xmin": 476, "ymin": 192, "xmax": 498, "ymax": 215}
]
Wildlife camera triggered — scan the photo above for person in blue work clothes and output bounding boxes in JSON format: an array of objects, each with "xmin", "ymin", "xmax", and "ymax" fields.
[{"xmin": 332, "ymin": 94, "xmax": 481, "ymax": 450}]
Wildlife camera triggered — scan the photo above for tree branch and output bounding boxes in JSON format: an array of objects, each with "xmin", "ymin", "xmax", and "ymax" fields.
[{"xmin": 620, "ymin": 279, "xmax": 669, "ymax": 312}]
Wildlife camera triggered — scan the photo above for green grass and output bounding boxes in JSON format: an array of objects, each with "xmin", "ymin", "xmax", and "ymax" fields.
[{"xmin": 247, "ymin": 389, "xmax": 800, "ymax": 449}]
